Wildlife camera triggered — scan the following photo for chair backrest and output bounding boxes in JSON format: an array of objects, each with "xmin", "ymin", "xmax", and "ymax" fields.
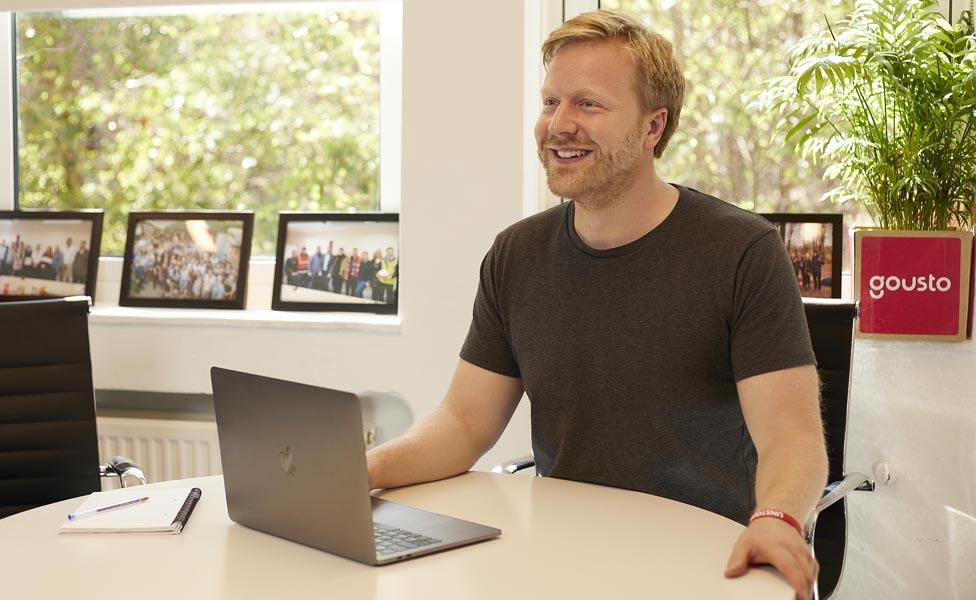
[
  {"xmin": 0, "ymin": 297, "xmax": 101, "ymax": 519},
  {"xmin": 802, "ymin": 298, "xmax": 857, "ymax": 599}
]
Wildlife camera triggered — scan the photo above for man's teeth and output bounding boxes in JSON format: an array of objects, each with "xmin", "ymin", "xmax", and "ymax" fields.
[{"xmin": 556, "ymin": 149, "xmax": 588, "ymax": 159}]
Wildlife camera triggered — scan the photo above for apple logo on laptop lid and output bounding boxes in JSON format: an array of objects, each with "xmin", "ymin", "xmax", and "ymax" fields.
[{"xmin": 279, "ymin": 445, "xmax": 297, "ymax": 475}]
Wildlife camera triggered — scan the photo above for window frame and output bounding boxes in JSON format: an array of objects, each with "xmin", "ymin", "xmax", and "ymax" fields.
[
  {"xmin": 0, "ymin": 14, "xmax": 13, "ymax": 212},
  {"xmin": 2, "ymin": 2, "xmax": 402, "ymax": 245}
]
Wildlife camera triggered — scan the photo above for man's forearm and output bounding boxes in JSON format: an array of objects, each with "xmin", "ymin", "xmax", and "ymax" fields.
[
  {"xmin": 754, "ymin": 434, "xmax": 828, "ymax": 525},
  {"xmin": 366, "ymin": 402, "xmax": 490, "ymax": 491}
]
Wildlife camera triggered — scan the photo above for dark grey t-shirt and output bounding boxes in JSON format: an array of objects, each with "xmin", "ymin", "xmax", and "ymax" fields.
[{"xmin": 460, "ymin": 185, "xmax": 816, "ymax": 524}]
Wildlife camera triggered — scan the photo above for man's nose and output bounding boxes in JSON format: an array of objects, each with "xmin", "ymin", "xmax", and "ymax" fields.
[{"xmin": 547, "ymin": 104, "xmax": 578, "ymax": 137}]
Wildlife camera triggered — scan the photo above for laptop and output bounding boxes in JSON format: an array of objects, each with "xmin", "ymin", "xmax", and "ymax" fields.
[{"xmin": 210, "ymin": 367, "xmax": 501, "ymax": 565}]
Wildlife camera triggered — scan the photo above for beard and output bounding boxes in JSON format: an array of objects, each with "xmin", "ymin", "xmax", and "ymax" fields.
[{"xmin": 538, "ymin": 121, "xmax": 646, "ymax": 210}]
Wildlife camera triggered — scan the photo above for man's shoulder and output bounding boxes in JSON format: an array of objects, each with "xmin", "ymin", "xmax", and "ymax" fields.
[
  {"xmin": 490, "ymin": 202, "xmax": 568, "ymax": 253},
  {"xmin": 675, "ymin": 185, "xmax": 776, "ymax": 247}
]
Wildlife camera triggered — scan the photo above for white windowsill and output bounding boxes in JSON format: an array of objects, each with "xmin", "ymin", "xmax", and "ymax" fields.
[
  {"xmin": 90, "ymin": 305, "xmax": 402, "ymax": 331},
  {"xmin": 89, "ymin": 257, "xmax": 401, "ymax": 332}
]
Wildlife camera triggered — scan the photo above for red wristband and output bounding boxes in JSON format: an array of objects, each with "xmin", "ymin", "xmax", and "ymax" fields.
[{"xmin": 749, "ymin": 508, "xmax": 804, "ymax": 538}]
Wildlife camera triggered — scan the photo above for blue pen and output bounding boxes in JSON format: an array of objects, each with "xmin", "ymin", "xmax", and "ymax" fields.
[{"xmin": 67, "ymin": 496, "xmax": 150, "ymax": 521}]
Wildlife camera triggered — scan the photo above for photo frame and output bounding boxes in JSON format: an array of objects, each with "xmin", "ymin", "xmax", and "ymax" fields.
[
  {"xmin": 119, "ymin": 211, "xmax": 253, "ymax": 310},
  {"xmin": 761, "ymin": 213, "xmax": 843, "ymax": 299},
  {"xmin": 0, "ymin": 210, "xmax": 103, "ymax": 302},
  {"xmin": 272, "ymin": 213, "xmax": 399, "ymax": 314}
]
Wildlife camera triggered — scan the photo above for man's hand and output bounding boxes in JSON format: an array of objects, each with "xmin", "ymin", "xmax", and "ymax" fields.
[{"xmin": 724, "ymin": 518, "xmax": 817, "ymax": 600}]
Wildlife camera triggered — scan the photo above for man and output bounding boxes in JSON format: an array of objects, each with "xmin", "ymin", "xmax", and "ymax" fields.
[
  {"xmin": 61, "ymin": 237, "xmax": 77, "ymax": 283},
  {"xmin": 345, "ymin": 247, "xmax": 361, "ymax": 296},
  {"xmin": 355, "ymin": 250, "xmax": 372, "ymax": 298},
  {"xmin": 810, "ymin": 251, "xmax": 823, "ymax": 292},
  {"xmin": 22, "ymin": 244, "xmax": 34, "ymax": 278},
  {"xmin": 366, "ymin": 10, "xmax": 826, "ymax": 600},
  {"xmin": 51, "ymin": 245, "xmax": 63, "ymax": 283},
  {"xmin": 330, "ymin": 247, "xmax": 347, "ymax": 293},
  {"xmin": 297, "ymin": 246, "xmax": 310, "ymax": 288},
  {"xmin": 72, "ymin": 240, "xmax": 89, "ymax": 286},
  {"xmin": 284, "ymin": 249, "xmax": 300, "ymax": 286},
  {"xmin": 309, "ymin": 245, "xmax": 325, "ymax": 290},
  {"xmin": 376, "ymin": 246, "xmax": 398, "ymax": 303},
  {"xmin": 0, "ymin": 239, "xmax": 9, "ymax": 276}
]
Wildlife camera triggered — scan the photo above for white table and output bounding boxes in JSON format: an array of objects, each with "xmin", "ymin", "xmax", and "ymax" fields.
[{"xmin": 0, "ymin": 472, "xmax": 792, "ymax": 599}]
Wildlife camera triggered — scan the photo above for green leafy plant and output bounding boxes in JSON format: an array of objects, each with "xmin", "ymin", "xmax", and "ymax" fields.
[{"xmin": 756, "ymin": 0, "xmax": 976, "ymax": 230}]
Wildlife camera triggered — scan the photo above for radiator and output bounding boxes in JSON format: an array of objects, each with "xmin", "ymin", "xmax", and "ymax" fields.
[{"xmin": 96, "ymin": 417, "xmax": 222, "ymax": 489}]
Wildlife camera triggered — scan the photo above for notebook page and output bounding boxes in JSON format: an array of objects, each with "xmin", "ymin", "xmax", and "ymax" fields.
[{"xmin": 59, "ymin": 488, "xmax": 194, "ymax": 533}]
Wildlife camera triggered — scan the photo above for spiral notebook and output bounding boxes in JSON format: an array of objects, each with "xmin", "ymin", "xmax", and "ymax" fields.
[{"xmin": 59, "ymin": 487, "xmax": 202, "ymax": 534}]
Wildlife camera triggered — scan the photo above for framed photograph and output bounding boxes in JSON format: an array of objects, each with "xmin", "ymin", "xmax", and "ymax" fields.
[
  {"xmin": 120, "ymin": 211, "xmax": 253, "ymax": 310},
  {"xmin": 761, "ymin": 213, "xmax": 843, "ymax": 299},
  {"xmin": 0, "ymin": 210, "xmax": 103, "ymax": 302},
  {"xmin": 272, "ymin": 213, "xmax": 399, "ymax": 313}
]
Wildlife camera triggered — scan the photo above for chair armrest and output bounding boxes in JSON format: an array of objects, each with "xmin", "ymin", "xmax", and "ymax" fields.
[
  {"xmin": 491, "ymin": 455, "xmax": 536, "ymax": 474},
  {"xmin": 817, "ymin": 472, "xmax": 874, "ymax": 514},
  {"xmin": 803, "ymin": 471, "xmax": 874, "ymax": 545},
  {"xmin": 99, "ymin": 455, "xmax": 148, "ymax": 487}
]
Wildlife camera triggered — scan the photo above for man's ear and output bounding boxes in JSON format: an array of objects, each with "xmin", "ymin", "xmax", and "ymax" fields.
[{"xmin": 644, "ymin": 108, "xmax": 669, "ymax": 152}]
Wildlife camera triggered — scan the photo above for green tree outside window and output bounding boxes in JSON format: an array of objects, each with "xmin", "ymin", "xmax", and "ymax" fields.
[
  {"xmin": 601, "ymin": 0, "xmax": 860, "ymax": 221},
  {"xmin": 16, "ymin": 8, "xmax": 381, "ymax": 257}
]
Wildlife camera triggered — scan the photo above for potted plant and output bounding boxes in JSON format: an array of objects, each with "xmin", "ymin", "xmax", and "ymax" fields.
[{"xmin": 758, "ymin": 0, "xmax": 976, "ymax": 340}]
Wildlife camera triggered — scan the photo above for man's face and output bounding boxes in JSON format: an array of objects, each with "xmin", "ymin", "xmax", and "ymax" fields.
[{"xmin": 535, "ymin": 41, "xmax": 663, "ymax": 208}]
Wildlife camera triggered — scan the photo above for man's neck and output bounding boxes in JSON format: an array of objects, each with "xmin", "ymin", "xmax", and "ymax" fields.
[{"xmin": 572, "ymin": 174, "xmax": 679, "ymax": 250}]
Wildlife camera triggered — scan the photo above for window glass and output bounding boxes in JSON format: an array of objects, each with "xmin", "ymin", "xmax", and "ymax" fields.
[
  {"xmin": 16, "ymin": 4, "xmax": 384, "ymax": 256},
  {"xmin": 600, "ymin": 0, "xmax": 863, "ymax": 226}
]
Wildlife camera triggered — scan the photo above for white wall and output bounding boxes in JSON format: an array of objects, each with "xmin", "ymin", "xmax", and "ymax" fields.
[
  {"xmin": 83, "ymin": 0, "xmax": 533, "ymax": 469},
  {"xmin": 834, "ymin": 335, "xmax": 976, "ymax": 599}
]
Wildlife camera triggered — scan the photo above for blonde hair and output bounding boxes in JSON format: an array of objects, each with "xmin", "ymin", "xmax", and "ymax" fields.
[{"xmin": 542, "ymin": 10, "xmax": 685, "ymax": 158}]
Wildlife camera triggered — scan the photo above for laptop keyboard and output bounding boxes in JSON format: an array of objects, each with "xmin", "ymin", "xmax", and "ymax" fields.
[{"xmin": 374, "ymin": 524, "xmax": 442, "ymax": 556}]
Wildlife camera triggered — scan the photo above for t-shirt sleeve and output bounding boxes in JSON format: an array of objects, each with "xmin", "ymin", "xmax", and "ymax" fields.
[
  {"xmin": 729, "ymin": 228, "xmax": 817, "ymax": 382},
  {"xmin": 459, "ymin": 245, "xmax": 521, "ymax": 378}
]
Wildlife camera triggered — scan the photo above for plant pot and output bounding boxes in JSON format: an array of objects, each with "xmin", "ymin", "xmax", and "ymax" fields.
[{"xmin": 854, "ymin": 229, "xmax": 974, "ymax": 341}]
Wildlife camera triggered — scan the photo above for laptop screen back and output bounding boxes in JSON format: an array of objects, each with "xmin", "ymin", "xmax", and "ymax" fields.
[{"xmin": 211, "ymin": 367, "xmax": 376, "ymax": 563}]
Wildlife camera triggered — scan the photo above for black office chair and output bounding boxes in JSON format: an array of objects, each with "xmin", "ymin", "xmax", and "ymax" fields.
[
  {"xmin": 801, "ymin": 298, "xmax": 873, "ymax": 599},
  {"xmin": 0, "ymin": 297, "xmax": 146, "ymax": 520},
  {"xmin": 493, "ymin": 298, "xmax": 873, "ymax": 599}
]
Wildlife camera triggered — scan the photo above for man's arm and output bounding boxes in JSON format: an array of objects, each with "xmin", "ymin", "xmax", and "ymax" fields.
[
  {"xmin": 724, "ymin": 364, "xmax": 828, "ymax": 600},
  {"xmin": 366, "ymin": 358, "xmax": 523, "ymax": 491}
]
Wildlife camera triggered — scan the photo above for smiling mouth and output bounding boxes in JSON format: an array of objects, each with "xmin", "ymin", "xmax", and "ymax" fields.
[{"xmin": 549, "ymin": 148, "xmax": 593, "ymax": 165}]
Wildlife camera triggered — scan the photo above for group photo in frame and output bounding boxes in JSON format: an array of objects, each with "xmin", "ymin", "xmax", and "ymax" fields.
[
  {"xmin": 761, "ymin": 213, "xmax": 843, "ymax": 299},
  {"xmin": 272, "ymin": 212, "xmax": 399, "ymax": 314},
  {"xmin": 119, "ymin": 211, "xmax": 253, "ymax": 310},
  {"xmin": 0, "ymin": 210, "xmax": 103, "ymax": 302}
]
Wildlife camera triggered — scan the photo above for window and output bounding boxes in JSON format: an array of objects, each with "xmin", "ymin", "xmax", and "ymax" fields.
[
  {"xmin": 14, "ymin": 2, "xmax": 401, "ymax": 257},
  {"xmin": 599, "ymin": 0, "xmax": 860, "ymax": 219}
]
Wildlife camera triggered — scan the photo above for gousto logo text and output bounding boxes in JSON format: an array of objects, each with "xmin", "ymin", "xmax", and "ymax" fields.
[{"xmin": 868, "ymin": 274, "xmax": 952, "ymax": 300}]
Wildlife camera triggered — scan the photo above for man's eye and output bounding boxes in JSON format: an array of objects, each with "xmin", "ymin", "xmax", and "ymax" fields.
[
  {"xmin": 580, "ymin": 100, "xmax": 597, "ymax": 108},
  {"xmin": 542, "ymin": 98, "xmax": 558, "ymax": 107}
]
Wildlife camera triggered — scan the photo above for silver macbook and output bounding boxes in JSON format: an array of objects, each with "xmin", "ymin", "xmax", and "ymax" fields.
[{"xmin": 210, "ymin": 367, "xmax": 500, "ymax": 565}]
